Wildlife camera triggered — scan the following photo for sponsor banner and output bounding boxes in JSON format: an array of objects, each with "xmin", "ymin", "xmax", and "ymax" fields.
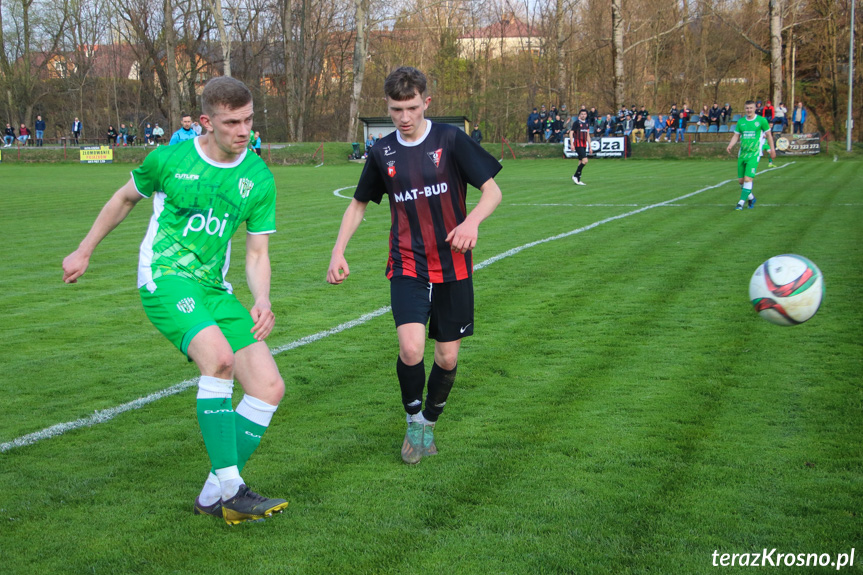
[
  {"xmin": 564, "ymin": 136, "xmax": 631, "ymax": 158},
  {"xmin": 774, "ymin": 133, "xmax": 821, "ymax": 156},
  {"xmin": 80, "ymin": 146, "xmax": 114, "ymax": 163}
]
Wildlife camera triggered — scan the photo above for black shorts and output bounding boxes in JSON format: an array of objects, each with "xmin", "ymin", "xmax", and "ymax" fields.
[
  {"xmin": 573, "ymin": 146, "xmax": 587, "ymax": 160},
  {"xmin": 390, "ymin": 276, "xmax": 474, "ymax": 342}
]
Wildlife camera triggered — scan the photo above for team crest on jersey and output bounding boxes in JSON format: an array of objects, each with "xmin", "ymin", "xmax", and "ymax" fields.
[
  {"xmin": 387, "ymin": 161, "xmax": 396, "ymax": 177},
  {"xmin": 238, "ymin": 178, "xmax": 254, "ymax": 199},
  {"xmin": 427, "ymin": 148, "xmax": 442, "ymax": 168},
  {"xmin": 177, "ymin": 297, "xmax": 196, "ymax": 314}
]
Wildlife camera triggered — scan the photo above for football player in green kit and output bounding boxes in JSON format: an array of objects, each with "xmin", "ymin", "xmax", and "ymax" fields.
[
  {"xmin": 726, "ymin": 100, "xmax": 776, "ymax": 210},
  {"xmin": 62, "ymin": 77, "xmax": 288, "ymax": 525}
]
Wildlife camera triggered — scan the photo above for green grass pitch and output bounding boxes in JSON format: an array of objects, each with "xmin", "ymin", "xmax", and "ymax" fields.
[{"xmin": 0, "ymin": 156, "xmax": 861, "ymax": 574}]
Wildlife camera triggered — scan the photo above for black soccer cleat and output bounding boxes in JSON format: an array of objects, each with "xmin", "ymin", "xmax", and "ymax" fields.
[
  {"xmin": 221, "ymin": 484, "xmax": 288, "ymax": 525},
  {"xmin": 193, "ymin": 496, "xmax": 223, "ymax": 519}
]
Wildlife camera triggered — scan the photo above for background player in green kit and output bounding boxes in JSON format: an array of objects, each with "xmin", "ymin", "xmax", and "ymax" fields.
[
  {"xmin": 62, "ymin": 77, "xmax": 288, "ymax": 525},
  {"xmin": 726, "ymin": 100, "xmax": 776, "ymax": 210}
]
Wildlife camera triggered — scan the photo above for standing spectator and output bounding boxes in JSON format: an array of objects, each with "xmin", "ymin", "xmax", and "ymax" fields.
[
  {"xmin": 792, "ymin": 102, "xmax": 807, "ymax": 134},
  {"xmin": 72, "ymin": 117, "xmax": 82, "ymax": 145},
  {"xmin": 633, "ymin": 112, "xmax": 646, "ymax": 143},
  {"xmin": 35, "ymin": 115, "xmax": 46, "ymax": 147},
  {"xmin": 3, "ymin": 124, "xmax": 14, "ymax": 147},
  {"xmin": 365, "ymin": 134, "xmax": 375, "ymax": 152},
  {"xmin": 721, "ymin": 103, "xmax": 733, "ymax": 125},
  {"xmin": 152, "ymin": 123, "xmax": 164, "ymax": 145},
  {"xmin": 192, "ymin": 121, "xmax": 202, "ymax": 136},
  {"xmin": 559, "ymin": 104, "xmax": 569, "ymax": 128},
  {"xmin": 762, "ymin": 101, "xmax": 775, "ymax": 123},
  {"xmin": 538, "ymin": 104, "xmax": 548, "ymax": 124},
  {"xmin": 755, "ymin": 100, "xmax": 764, "ymax": 116},
  {"xmin": 586, "ymin": 107, "xmax": 598, "ymax": 127},
  {"xmin": 106, "ymin": 125, "xmax": 118, "ymax": 146},
  {"xmin": 676, "ymin": 104, "xmax": 691, "ymax": 142},
  {"xmin": 526, "ymin": 107, "xmax": 539, "ymax": 141},
  {"xmin": 773, "ymin": 102, "xmax": 787, "ymax": 131},
  {"xmin": 252, "ymin": 131, "xmax": 262, "ymax": 156},
  {"xmin": 144, "ymin": 123, "xmax": 153, "ymax": 145},
  {"xmin": 471, "ymin": 123, "xmax": 482, "ymax": 144},
  {"xmin": 643, "ymin": 113, "xmax": 655, "ymax": 142},
  {"xmin": 17, "ymin": 124, "xmax": 30, "ymax": 146},
  {"xmin": 169, "ymin": 113, "xmax": 197, "ymax": 145},
  {"xmin": 118, "ymin": 123, "xmax": 129, "ymax": 146}
]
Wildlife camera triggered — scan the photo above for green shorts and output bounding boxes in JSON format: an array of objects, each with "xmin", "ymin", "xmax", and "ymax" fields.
[
  {"xmin": 139, "ymin": 275, "xmax": 256, "ymax": 358},
  {"xmin": 737, "ymin": 156, "xmax": 759, "ymax": 179}
]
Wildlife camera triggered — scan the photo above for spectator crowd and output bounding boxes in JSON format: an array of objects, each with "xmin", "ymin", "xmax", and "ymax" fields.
[{"xmin": 525, "ymin": 99, "xmax": 809, "ymax": 144}]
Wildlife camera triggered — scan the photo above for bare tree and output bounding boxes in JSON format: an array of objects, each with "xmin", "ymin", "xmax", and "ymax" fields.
[
  {"xmin": 769, "ymin": 0, "xmax": 783, "ymax": 105},
  {"xmin": 346, "ymin": 0, "xmax": 370, "ymax": 141}
]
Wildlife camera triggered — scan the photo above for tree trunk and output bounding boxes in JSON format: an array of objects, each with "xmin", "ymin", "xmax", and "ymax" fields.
[
  {"xmin": 206, "ymin": 0, "xmax": 232, "ymax": 77},
  {"xmin": 346, "ymin": 0, "xmax": 369, "ymax": 142},
  {"xmin": 769, "ymin": 0, "xmax": 783, "ymax": 105},
  {"xmin": 555, "ymin": 0, "xmax": 567, "ymax": 101},
  {"xmin": 280, "ymin": 0, "xmax": 297, "ymax": 141},
  {"xmin": 164, "ymin": 0, "xmax": 181, "ymax": 130},
  {"xmin": 611, "ymin": 0, "xmax": 624, "ymax": 110}
]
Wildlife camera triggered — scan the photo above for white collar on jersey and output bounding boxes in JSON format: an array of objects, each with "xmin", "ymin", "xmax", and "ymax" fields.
[
  {"xmin": 396, "ymin": 120, "xmax": 433, "ymax": 147},
  {"xmin": 194, "ymin": 136, "xmax": 247, "ymax": 168}
]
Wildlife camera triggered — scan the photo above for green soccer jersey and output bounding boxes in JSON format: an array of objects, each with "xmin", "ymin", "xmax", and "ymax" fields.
[
  {"xmin": 734, "ymin": 115, "xmax": 770, "ymax": 159},
  {"xmin": 132, "ymin": 138, "xmax": 277, "ymax": 292}
]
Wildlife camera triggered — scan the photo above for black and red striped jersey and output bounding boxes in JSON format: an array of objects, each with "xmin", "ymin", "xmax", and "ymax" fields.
[
  {"xmin": 570, "ymin": 117, "xmax": 591, "ymax": 147},
  {"xmin": 354, "ymin": 121, "xmax": 502, "ymax": 283}
]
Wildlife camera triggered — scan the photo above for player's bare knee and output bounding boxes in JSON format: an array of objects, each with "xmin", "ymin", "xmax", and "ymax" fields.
[
  {"xmin": 210, "ymin": 352, "xmax": 235, "ymax": 379},
  {"xmin": 260, "ymin": 375, "xmax": 285, "ymax": 404},
  {"xmin": 399, "ymin": 345, "xmax": 424, "ymax": 366},
  {"xmin": 434, "ymin": 349, "xmax": 459, "ymax": 370}
]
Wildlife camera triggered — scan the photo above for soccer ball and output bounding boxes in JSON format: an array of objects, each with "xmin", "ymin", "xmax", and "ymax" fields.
[{"xmin": 749, "ymin": 254, "xmax": 824, "ymax": 326}]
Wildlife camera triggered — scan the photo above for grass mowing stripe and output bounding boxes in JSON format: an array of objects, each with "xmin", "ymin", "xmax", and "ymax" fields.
[{"xmin": 0, "ymin": 163, "xmax": 795, "ymax": 454}]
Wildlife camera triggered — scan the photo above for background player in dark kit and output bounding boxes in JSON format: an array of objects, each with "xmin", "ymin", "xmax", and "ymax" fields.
[
  {"xmin": 327, "ymin": 67, "xmax": 503, "ymax": 464},
  {"xmin": 569, "ymin": 108, "xmax": 592, "ymax": 185}
]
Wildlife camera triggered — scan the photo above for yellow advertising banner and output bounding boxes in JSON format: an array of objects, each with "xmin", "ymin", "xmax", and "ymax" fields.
[{"xmin": 80, "ymin": 146, "xmax": 114, "ymax": 164}]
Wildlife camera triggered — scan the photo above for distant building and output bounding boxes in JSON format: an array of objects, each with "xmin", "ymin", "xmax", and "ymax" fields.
[{"xmin": 457, "ymin": 16, "xmax": 540, "ymax": 59}]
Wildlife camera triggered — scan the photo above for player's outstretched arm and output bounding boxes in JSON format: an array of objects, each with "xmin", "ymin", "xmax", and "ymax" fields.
[
  {"xmin": 62, "ymin": 178, "xmax": 143, "ymax": 283},
  {"xmin": 445, "ymin": 178, "xmax": 502, "ymax": 254},
  {"xmin": 327, "ymin": 199, "xmax": 368, "ymax": 285},
  {"xmin": 246, "ymin": 233, "xmax": 275, "ymax": 341},
  {"xmin": 726, "ymin": 133, "xmax": 740, "ymax": 155}
]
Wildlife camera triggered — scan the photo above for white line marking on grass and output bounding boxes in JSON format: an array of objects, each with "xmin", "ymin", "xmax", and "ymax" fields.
[
  {"xmin": 476, "ymin": 162, "xmax": 793, "ymax": 270},
  {"xmin": 333, "ymin": 186, "xmax": 355, "ymax": 199},
  {"xmin": 0, "ymin": 379, "xmax": 199, "ymax": 453},
  {"xmin": 2, "ymin": 164, "xmax": 794, "ymax": 453},
  {"xmin": 0, "ymin": 308, "xmax": 391, "ymax": 454}
]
